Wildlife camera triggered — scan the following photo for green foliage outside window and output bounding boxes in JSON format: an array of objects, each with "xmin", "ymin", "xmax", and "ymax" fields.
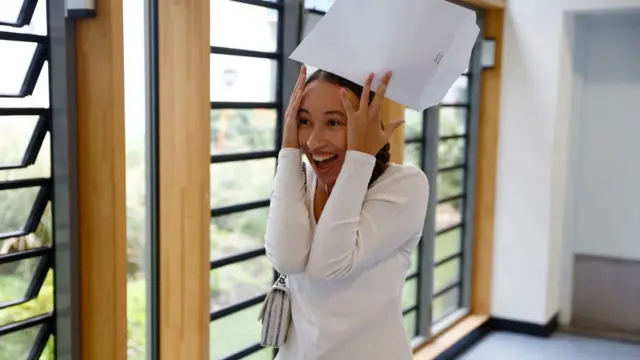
[{"xmin": 0, "ymin": 101, "xmax": 466, "ymax": 359}]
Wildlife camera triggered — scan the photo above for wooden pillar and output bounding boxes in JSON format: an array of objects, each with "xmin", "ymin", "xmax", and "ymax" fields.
[
  {"xmin": 381, "ymin": 99, "xmax": 405, "ymax": 164},
  {"xmin": 75, "ymin": 1, "xmax": 127, "ymax": 359},
  {"xmin": 471, "ymin": 8, "xmax": 504, "ymax": 315},
  {"xmin": 460, "ymin": 0, "xmax": 505, "ymax": 8},
  {"xmin": 156, "ymin": 0, "xmax": 210, "ymax": 358}
]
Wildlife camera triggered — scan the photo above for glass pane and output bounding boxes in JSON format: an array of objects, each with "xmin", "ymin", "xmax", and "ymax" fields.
[
  {"xmin": 210, "ymin": 0, "xmax": 278, "ymax": 53},
  {"xmin": 0, "ymin": 187, "xmax": 40, "ymax": 235},
  {"xmin": 302, "ymin": 11, "xmax": 323, "ymax": 40},
  {"xmin": 0, "ymin": 40, "xmax": 37, "ymax": 96},
  {"xmin": 0, "ymin": 1, "xmax": 23, "ymax": 23},
  {"xmin": 435, "ymin": 197, "xmax": 463, "ymax": 232},
  {"xmin": 409, "ymin": 248, "xmax": 418, "ymax": 274},
  {"xmin": 127, "ymin": 272, "xmax": 146, "ymax": 359},
  {"xmin": 1, "ymin": 202, "xmax": 52, "ymax": 249},
  {"xmin": 211, "ymin": 207, "xmax": 269, "ymax": 260},
  {"xmin": 441, "ymin": 76, "xmax": 468, "ymax": 104},
  {"xmin": 210, "ymin": 256, "xmax": 273, "ymax": 311},
  {"xmin": 0, "ymin": 325, "xmax": 41, "ymax": 359},
  {"xmin": 0, "ymin": 61, "xmax": 49, "ymax": 108},
  {"xmin": 123, "ymin": 0, "xmax": 148, "ymax": 356},
  {"xmin": 42, "ymin": 335, "xmax": 55, "ymax": 359},
  {"xmin": 0, "ymin": 269, "xmax": 53, "ymax": 327},
  {"xmin": 210, "ymin": 158, "xmax": 275, "ymax": 209},
  {"xmin": 439, "ymin": 107, "xmax": 467, "ymax": 137},
  {"xmin": 434, "ymin": 228, "xmax": 462, "ymax": 264},
  {"xmin": 0, "ymin": 0, "xmax": 48, "ymax": 35},
  {"xmin": 304, "ymin": 0, "xmax": 334, "ymax": 12},
  {"xmin": 210, "ymin": 54, "xmax": 277, "ymax": 103},
  {"xmin": 244, "ymin": 348, "xmax": 273, "ymax": 360},
  {"xmin": 0, "ymin": 115, "xmax": 39, "ymax": 166},
  {"xmin": 404, "ymin": 143, "xmax": 421, "ymax": 168},
  {"xmin": 0, "ymin": 132, "xmax": 51, "ymax": 181},
  {"xmin": 402, "ymin": 278, "xmax": 417, "ymax": 310},
  {"xmin": 0, "ymin": 256, "xmax": 40, "ymax": 304},
  {"xmin": 403, "ymin": 310, "xmax": 417, "ymax": 339},
  {"xmin": 437, "ymin": 169, "xmax": 464, "ymax": 199},
  {"xmin": 438, "ymin": 138, "xmax": 465, "ymax": 168},
  {"xmin": 210, "ymin": 303, "xmax": 265, "ymax": 360},
  {"xmin": 432, "ymin": 286, "xmax": 460, "ymax": 323},
  {"xmin": 404, "ymin": 108, "xmax": 422, "ymax": 140},
  {"xmin": 211, "ymin": 109, "xmax": 276, "ymax": 155},
  {"xmin": 433, "ymin": 257, "xmax": 461, "ymax": 294}
]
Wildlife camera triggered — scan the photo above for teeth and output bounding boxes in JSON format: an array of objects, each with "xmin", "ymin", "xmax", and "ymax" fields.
[{"xmin": 312, "ymin": 154, "xmax": 337, "ymax": 162}]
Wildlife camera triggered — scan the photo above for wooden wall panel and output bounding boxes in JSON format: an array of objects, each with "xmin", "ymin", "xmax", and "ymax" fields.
[
  {"xmin": 157, "ymin": 0, "xmax": 210, "ymax": 358},
  {"xmin": 75, "ymin": 0, "xmax": 127, "ymax": 358},
  {"xmin": 471, "ymin": 9, "xmax": 504, "ymax": 315},
  {"xmin": 460, "ymin": 0, "xmax": 505, "ymax": 9},
  {"xmin": 382, "ymin": 99, "xmax": 405, "ymax": 164}
]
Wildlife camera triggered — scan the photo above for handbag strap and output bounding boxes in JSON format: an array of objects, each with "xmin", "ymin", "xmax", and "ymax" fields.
[{"xmin": 302, "ymin": 162, "xmax": 307, "ymax": 189}]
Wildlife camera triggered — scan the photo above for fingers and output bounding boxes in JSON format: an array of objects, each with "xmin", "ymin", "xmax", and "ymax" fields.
[
  {"xmin": 289, "ymin": 65, "xmax": 307, "ymax": 103},
  {"xmin": 360, "ymin": 73, "xmax": 374, "ymax": 110},
  {"xmin": 287, "ymin": 66, "xmax": 307, "ymax": 115},
  {"xmin": 340, "ymin": 88, "xmax": 356, "ymax": 116},
  {"xmin": 383, "ymin": 118, "xmax": 405, "ymax": 138},
  {"xmin": 370, "ymin": 71, "xmax": 392, "ymax": 113}
]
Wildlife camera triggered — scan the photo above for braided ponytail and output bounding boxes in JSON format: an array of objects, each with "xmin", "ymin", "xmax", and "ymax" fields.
[{"xmin": 369, "ymin": 142, "xmax": 391, "ymax": 186}]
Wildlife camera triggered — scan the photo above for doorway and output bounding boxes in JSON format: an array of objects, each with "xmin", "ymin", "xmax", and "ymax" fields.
[{"xmin": 565, "ymin": 12, "xmax": 640, "ymax": 340}]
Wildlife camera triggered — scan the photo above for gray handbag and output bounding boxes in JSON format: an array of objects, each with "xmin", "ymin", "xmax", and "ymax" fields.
[
  {"xmin": 258, "ymin": 163, "xmax": 308, "ymax": 348},
  {"xmin": 258, "ymin": 274, "xmax": 292, "ymax": 347}
]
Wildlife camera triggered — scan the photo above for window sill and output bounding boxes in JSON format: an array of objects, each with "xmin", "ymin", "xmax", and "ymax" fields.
[{"xmin": 413, "ymin": 314, "xmax": 490, "ymax": 359}]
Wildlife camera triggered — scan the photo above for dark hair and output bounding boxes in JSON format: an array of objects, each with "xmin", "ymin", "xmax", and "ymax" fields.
[{"xmin": 305, "ymin": 70, "xmax": 391, "ymax": 187}]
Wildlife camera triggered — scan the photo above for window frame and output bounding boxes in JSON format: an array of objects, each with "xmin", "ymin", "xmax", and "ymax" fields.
[
  {"xmin": 206, "ymin": 0, "xmax": 485, "ymax": 357},
  {"xmin": 406, "ymin": 5, "xmax": 485, "ymax": 342},
  {"xmin": 0, "ymin": 0, "xmax": 80, "ymax": 357},
  {"xmin": 207, "ymin": 0, "xmax": 303, "ymax": 359}
]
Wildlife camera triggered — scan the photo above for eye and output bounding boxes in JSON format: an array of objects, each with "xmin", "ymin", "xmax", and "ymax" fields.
[
  {"xmin": 298, "ymin": 118, "xmax": 310, "ymax": 126},
  {"xmin": 328, "ymin": 119, "xmax": 340, "ymax": 127}
]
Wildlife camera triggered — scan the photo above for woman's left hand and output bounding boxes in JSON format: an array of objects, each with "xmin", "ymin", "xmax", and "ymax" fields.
[{"xmin": 340, "ymin": 71, "xmax": 404, "ymax": 156}]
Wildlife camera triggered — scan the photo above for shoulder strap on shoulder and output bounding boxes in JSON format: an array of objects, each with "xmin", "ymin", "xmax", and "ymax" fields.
[{"xmin": 302, "ymin": 162, "xmax": 307, "ymax": 191}]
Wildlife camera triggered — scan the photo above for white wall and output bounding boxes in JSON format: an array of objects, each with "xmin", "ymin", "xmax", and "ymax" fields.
[
  {"xmin": 492, "ymin": 0, "xmax": 640, "ymax": 325},
  {"xmin": 568, "ymin": 14, "xmax": 640, "ymax": 261}
]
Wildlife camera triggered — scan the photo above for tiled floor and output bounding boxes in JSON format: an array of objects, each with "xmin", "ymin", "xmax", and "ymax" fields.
[{"xmin": 458, "ymin": 331, "xmax": 640, "ymax": 359}]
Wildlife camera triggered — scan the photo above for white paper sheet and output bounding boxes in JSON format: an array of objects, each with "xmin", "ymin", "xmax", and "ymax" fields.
[{"xmin": 289, "ymin": 0, "xmax": 480, "ymax": 111}]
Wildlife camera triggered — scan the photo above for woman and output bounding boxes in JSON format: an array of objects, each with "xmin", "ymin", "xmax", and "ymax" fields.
[{"xmin": 265, "ymin": 66, "xmax": 430, "ymax": 360}]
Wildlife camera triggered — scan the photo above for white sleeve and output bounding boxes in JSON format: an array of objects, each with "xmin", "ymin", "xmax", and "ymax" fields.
[
  {"xmin": 305, "ymin": 150, "xmax": 429, "ymax": 280},
  {"xmin": 264, "ymin": 148, "xmax": 313, "ymax": 275}
]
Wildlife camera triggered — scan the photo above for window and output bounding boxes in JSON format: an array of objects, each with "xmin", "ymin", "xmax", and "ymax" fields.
[
  {"xmin": 402, "ymin": 6, "xmax": 484, "ymax": 340},
  {"xmin": 209, "ymin": 0, "xmax": 283, "ymax": 359},
  {"xmin": 0, "ymin": 0, "xmax": 56, "ymax": 358},
  {"xmin": 209, "ymin": 0, "xmax": 484, "ymax": 357}
]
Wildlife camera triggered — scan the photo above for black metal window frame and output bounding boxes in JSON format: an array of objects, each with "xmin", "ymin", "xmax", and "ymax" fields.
[
  {"xmin": 207, "ymin": 0, "xmax": 303, "ymax": 359},
  {"xmin": 0, "ymin": 0, "xmax": 81, "ymax": 358},
  {"xmin": 0, "ymin": 6, "xmax": 52, "ymax": 360},
  {"xmin": 404, "ymin": 5, "xmax": 485, "ymax": 341},
  {"xmin": 208, "ymin": 0, "xmax": 484, "ymax": 357}
]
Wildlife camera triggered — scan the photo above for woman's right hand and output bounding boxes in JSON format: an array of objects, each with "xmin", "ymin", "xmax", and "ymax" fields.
[{"xmin": 282, "ymin": 65, "xmax": 307, "ymax": 149}]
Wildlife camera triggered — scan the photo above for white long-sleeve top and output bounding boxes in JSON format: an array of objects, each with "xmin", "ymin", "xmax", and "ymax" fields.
[{"xmin": 265, "ymin": 148, "xmax": 429, "ymax": 360}]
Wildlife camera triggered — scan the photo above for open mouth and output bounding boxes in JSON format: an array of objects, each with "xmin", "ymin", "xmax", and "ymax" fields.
[{"xmin": 311, "ymin": 154, "xmax": 338, "ymax": 173}]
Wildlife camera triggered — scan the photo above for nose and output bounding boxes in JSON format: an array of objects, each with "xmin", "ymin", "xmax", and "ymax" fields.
[{"xmin": 306, "ymin": 126, "xmax": 326, "ymax": 152}]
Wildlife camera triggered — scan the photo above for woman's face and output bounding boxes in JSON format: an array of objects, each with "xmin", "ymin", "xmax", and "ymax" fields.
[{"xmin": 298, "ymin": 79, "xmax": 360, "ymax": 186}]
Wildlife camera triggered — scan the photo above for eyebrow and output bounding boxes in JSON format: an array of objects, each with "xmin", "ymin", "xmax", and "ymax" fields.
[
  {"xmin": 298, "ymin": 108, "xmax": 346, "ymax": 117},
  {"xmin": 325, "ymin": 110, "xmax": 346, "ymax": 117}
]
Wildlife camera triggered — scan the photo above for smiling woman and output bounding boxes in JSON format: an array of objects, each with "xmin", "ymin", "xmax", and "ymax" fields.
[
  {"xmin": 263, "ymin": 68, "xmax": 429, "ymax": 360},
  {"xmin": 297, "ymin": 70, "xmax": 393, "ymax": 192}
]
